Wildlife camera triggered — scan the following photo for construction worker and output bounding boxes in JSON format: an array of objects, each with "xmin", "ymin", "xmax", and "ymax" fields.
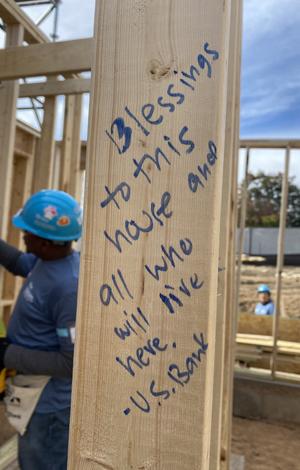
[
  {"xmin": 255, "ymin": 284, "xmax": 275, "ymax": 316},
  {"xmin": 0, "ymin": 189, "xmax": 82, "ymax": 470}
]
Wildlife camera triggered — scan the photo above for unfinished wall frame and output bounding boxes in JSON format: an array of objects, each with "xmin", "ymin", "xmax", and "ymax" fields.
[
  {"xmin": 68, "ymin": 1, "xmax": 241, "ymax": 469},
  {"xmin": 236, "ymin": 139, "xmax": 300, "ymax": 384}
]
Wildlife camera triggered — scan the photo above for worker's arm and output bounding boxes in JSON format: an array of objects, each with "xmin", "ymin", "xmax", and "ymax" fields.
[
  {"xmin": 0, "ymin": 239, "xmax": 37, "ymax": 277},
  {"xmin": 4, "ymin": 345, "xmax": 73, "ymax": 379},
  {"xmin": 4, "ymin": 288, "xmax": 77, "ymax": 378}
]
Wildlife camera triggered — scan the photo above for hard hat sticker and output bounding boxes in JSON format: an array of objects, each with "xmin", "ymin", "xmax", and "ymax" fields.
[
  {"xmin": 44, "ymin": 205, "xmax": 58, "ymax": 220},
  {"xmin": 57, "ymin": 216, "xmax": 71, "ymax": 226}
]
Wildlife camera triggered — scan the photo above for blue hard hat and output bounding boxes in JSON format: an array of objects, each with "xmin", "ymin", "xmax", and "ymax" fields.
[
  {"xmin": 12, "ymin": 190, "xmax": 82, "ymax": 241},
  {"xmin": 257, "ymin": 284, "xmax": 271, "ymax": 294}
]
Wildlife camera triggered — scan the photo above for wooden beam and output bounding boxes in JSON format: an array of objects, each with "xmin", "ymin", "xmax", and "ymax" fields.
[
  {"xmin": 19, "ymin": 78, "xmax": 91, "ymax": 98},
  {"xmin": 59, "ymin": 94, "xmax": 83, "ymax": 199},
  {"xmin": 236, "ymin": 147, "xmax": 250, "ymax": 314},
  {"xmin": 3, "ymin": 127, "xmax": 36, "ymax": 324},
  {"xmin": 271, "ymin": 147, "xmax": 290, "ymax": 377},
  {"xmin": 0, "ymin": 38, "xmax": 93, "ymax": 80},
  {"xmin": 240, "ymin": 139, "xmax": 300, "ymax": 149},
  {"xmin": 69, "ymin": 1, "xmax": 235, "ymax": 468},
  {"xmin": 238, "ymin": 313, "xmax": 300, "ymax": 343},
  {"xmin": 0, "ymin": 23, "xmax": 24, "ymax": 322},
  {"xmin": 210, "ymin": 1, "xmax": 241, "ymax": 468},
  {"xmin": 0, "ymin": 24, "xmax": 24, "ymax": 239},
  {"xmin": 32, "ymin": 77, "xmax": 57, "ymax": 192},
  {"xmin": 0, "ymin": 0, "xmax": 49, "ymax": 44},
  {"xmin": 220, "ymin": 2, "xmax": 243, "ymax": 469}
]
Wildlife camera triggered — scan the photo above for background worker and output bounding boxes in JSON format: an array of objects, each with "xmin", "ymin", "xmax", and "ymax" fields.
[
  {"xmin": 0, "ymin": 189, "xmax": 82, "ymax": 470},
  {"xmin": 255, "ymin": 284, "xmax": 275, "ymax": 315}
]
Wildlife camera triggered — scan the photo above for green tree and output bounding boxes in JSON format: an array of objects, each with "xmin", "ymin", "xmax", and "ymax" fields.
[{"xmin": 238, "ymin": 172, "xmax": 300, "ymax": 227}]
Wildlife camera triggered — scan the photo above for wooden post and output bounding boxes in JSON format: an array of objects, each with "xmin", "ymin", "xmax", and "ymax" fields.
[
  {"xmin": 220, "ymin": 1, "xmax": 243, "ymax": 468},
  {"xmin": 2, "ymin": 127, "xmax": 36, "ymax": 324},
  {"xmin": 32, "ymin": 77, "xmax": 57, "ymax": 193},
  {"xmin": 210, "ymin": 1, "xmax": 242, "ymax": 468},
  {"xmin": 271, "ymin": 147, "xmax": 290, "ymax": 377},
  {"xmin": 69, "ymin": 1, "xmax": 235, "ymax": 468},
  {"xmin": 32, "ymin": 93, "xmax": 56, "ymax": 191},
  {"xmin": 59, "ymin": 94, "xmax": 83, "ymax": 199},
  {"xmin": 0, "ymin": 24, "xmax": 24, "ymax": 239},
  {"xmin": 235, "ymin": 147, "xmax": 250, "ymax": 317},
  {"xmin": 0, "ymin": 23, "xmax": 24, "ymax": 321}
]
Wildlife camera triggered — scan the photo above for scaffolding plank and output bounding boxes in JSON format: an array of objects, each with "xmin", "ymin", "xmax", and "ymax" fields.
[
  {"xmin": 68, "ymin": 0, "xmax": 235, "ymax": 469},
  {"xmin": 0, "ymin": 38, "xmax": 93, "ymax": 80}
]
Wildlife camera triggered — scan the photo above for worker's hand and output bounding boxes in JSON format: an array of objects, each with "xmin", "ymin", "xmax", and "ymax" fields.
[{"xmin": 0, "ymin": 338, "xmax": 10, "ymax": 370}]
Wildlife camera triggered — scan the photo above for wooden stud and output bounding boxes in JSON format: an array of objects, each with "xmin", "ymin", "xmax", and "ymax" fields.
[
  {"xmin": 31, "ymin": 77, "xmax": 57, "ymax": 193},
  {"xmin": 0, "ymin": 24, "xmax": 24, "ymax": 323},
  {"xmin": 221, "ymin": 2, "xmax": 243, "ymax": 467},
  {"xmin": 271, "ymin": 147, "xmax": 290, "ymax": 377},
  {"xmin": 235, "ymin": 147, "xmax": 250, "ymax": 318},
  {"xmin": 2, "ymin": 127, "xmax": 36, "ymax": 324},
  {"xmin": 68, "ymin": 1, "xmax": 235, "ymax": 468},
  {"xmin": 210, "ymin": 1, "xmax": 241, "ymax": 468},
  {"xmin": 0, "ymin": 23, "xmax": 24, "ymax": 239},
  {"xmin": 59, "ymin": 94, "xmax": 83, "ymax": 200},
  {"xmin": 0, "ymin": 38, "xmax": 93, "ymax": 80}
]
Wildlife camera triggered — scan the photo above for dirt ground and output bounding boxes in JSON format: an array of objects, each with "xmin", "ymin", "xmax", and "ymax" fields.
[
  {"xmin": 1, "ymin": 406, "xmax": 300, "ymax": 469},
  {"xmin": 232, "ymin": 416, "xmax": 300, "ymax": 470},
  {"xmin": 239, "ymin": 263, "xmax": 300, "ymax": 318}
]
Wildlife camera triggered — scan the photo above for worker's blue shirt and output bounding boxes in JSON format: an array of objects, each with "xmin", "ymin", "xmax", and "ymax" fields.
[
  {"xmin": 255, "ymin": 301, "xmax": 275, "ymax": 316},
  {"xmin": 7, "ymin": 251, "xmax": 79, "ymax": 413}
]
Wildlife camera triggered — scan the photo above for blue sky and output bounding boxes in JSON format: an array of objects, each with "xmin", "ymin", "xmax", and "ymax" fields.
[{"xmin": 0, "ymin": 0, "xmax": 299, "ymax": 182}]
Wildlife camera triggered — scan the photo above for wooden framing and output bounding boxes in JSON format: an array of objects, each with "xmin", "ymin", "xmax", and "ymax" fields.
[
  {"xmin": 220, "ymin": 1, "xmax": 243, "ymax": 468},
  {"xmin": 2, "ymin": 124, "xmax": 37, "ymax": 324},
  {"xmin": 0, "ymin": 38, "xmax": 93, "ymax": 80},
  {"xmin": 19, "ymin": 78, "xmax": 91, "ymax": 98},
  {"xmin": 0, "ymin": 24, "xmax": 24, "ymax": 240},
  {"xmin": 235, "ymin": 147, "xmax": 250, "ymax": 315},
  {"xmin": 0, "ymin": 0, "xmax": 49, "ymax": 44},
  {"xmin": 235, "ymin": 141, "xmax": 300, "ymax": 384},
  {"xmin": 210, "ymin": 1, "xmax": 242, "ymax": 468},
  {"xmin": 68, "ymin": 1, "xmax": 237, "ymax": 468},
  {"xmin": 271, "ymin": 147, "xmax": 290, "ymax": 377},
  {"xmin": 59, "ymin": 94, "xmax": 83, "ymax": 200},
  {"xmin": 32, "ymin": 77, "xmax": 57, "ymax": 193}
]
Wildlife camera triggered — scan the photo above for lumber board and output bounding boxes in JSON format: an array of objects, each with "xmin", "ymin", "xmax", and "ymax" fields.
[
  {"xmin": 238, "ymin": 313, "xmax": 300, "ymax": 343},
  {"xmin": 0, "ymin": 24, "xmax": 24, "ymax": 239},
  {"xmin": 0, "ymin": 435, "xmax": 18, "ymax": 470},
  {"xmin": 3, "ymin": 125, "xmax": 36, "ymax": 323},
  {"xmin": 234, "ymin": 365, "xmax": 300, "ymax": 385},
  {"xmin": 240, "ymin": 139, "xmax": 300, "ymax": 149},
  {"xmin": 221, "ymin": 2, "xmax": 243, "ymax": 469},
  {"xmin": 59, "ymin": 94, "xmax": 83, "ymax": 199},
  {"xmin": 69, "ymin": 1, "xmax": 235, "ymax": 469},
  {"xmin": 211, "ymin": 1, "xmax": 241, "ymax": 469},
  {"xmin": 0, "ymin": 23, "xmax": 24, "ymax": 322},
  {"xmin": 19, "ymin": 78, "xmax": 91, "ymax": 98},
  {"xmin": 0, "ymin": 38, "xmax": 93, "ymax": 80},
  {"xmin": 0, "ymin": 0, "xmax": 49, "ymax": 44},
  {"xmin": 32, "ymin": 77, "xmax": 57, "ymax": 193}
]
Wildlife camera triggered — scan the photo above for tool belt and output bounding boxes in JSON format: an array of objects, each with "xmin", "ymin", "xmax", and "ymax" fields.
[{"xmin": 4, "ymin": 374, "xmax": 50, "ymax": 435}]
